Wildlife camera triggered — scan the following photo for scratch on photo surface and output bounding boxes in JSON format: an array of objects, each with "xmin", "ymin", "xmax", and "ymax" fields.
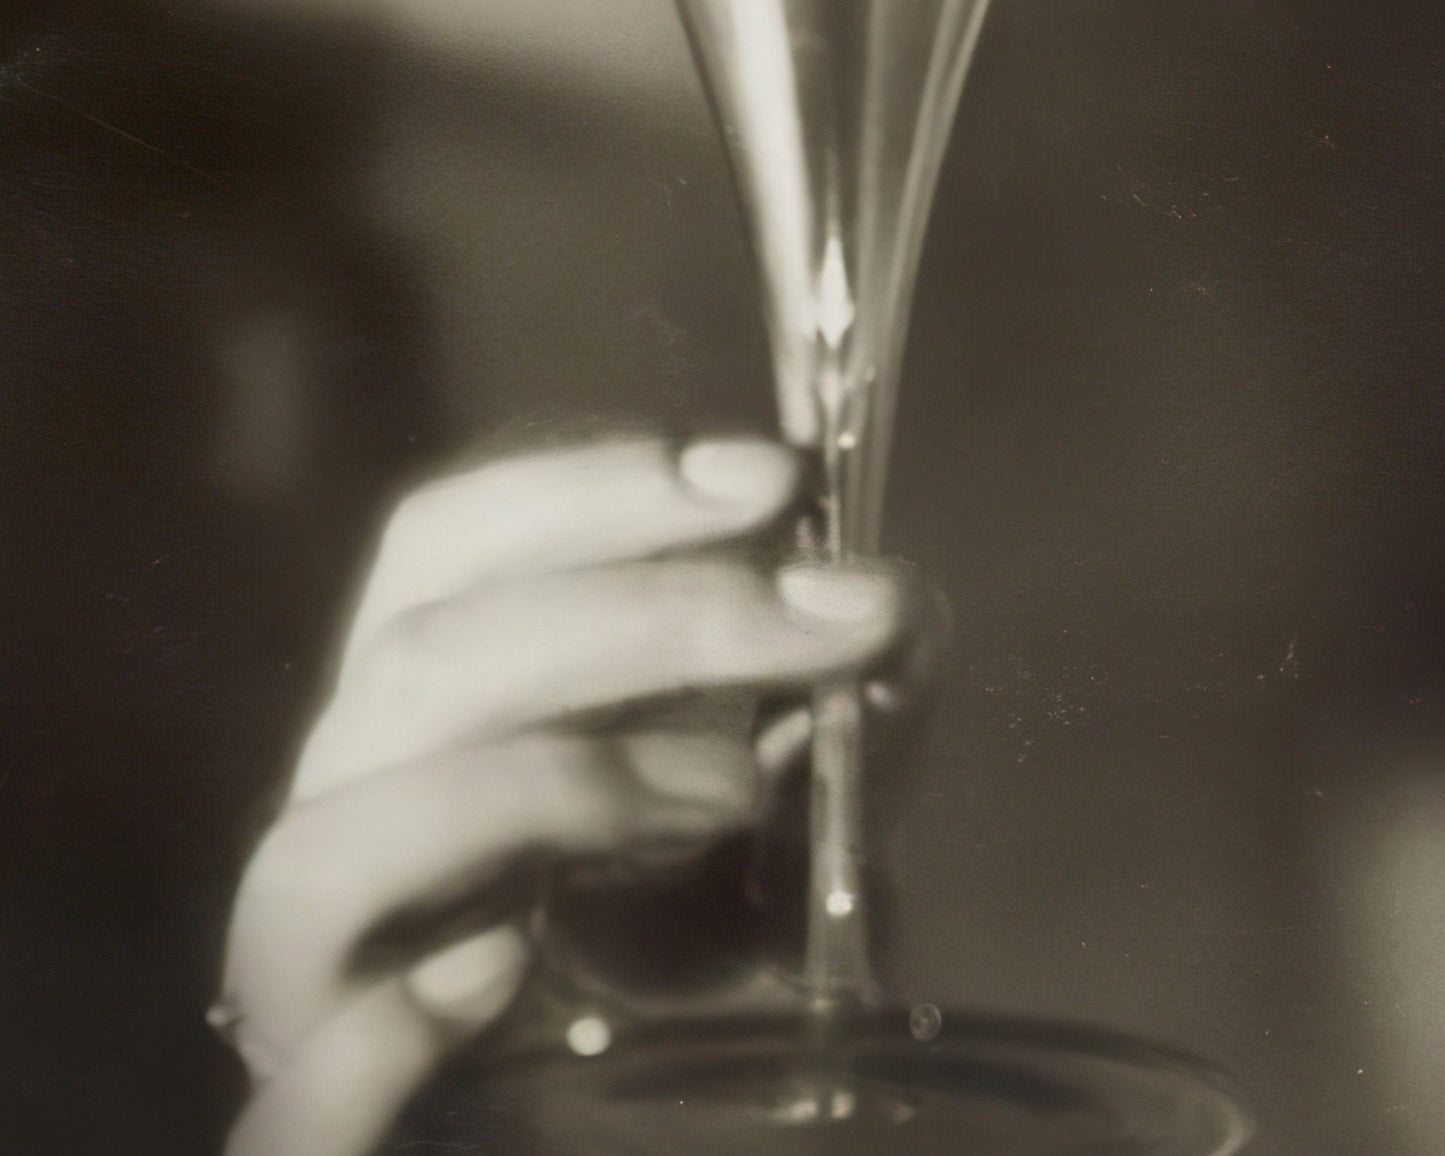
[{"xmin": 12, "ymin": 76, "xmax": 222, "ymax": 188}]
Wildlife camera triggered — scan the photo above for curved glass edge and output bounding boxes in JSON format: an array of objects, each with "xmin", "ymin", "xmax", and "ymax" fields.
[{"xmin": 450, "ymin": 1004, "xmax": 1255, "ymax": 1156}]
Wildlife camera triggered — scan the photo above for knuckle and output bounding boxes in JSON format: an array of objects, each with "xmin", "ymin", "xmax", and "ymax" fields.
[
  {"xmin": 352, "ymin": 601, "xmax": 446, "ymax": 706},
  {"xmin": 241, "ymin": 810, "xmax": 323, "ymax": 905},
  {"xmin": 378, "ymin": 599, "xmax": 442, "ymax": 664},
  {"xmin": 377, "ymin": 487, "xmax": 431, "ymax": 559},
  {"xmin": 376, "ymin": 462, "xmax": 494, "ymax": 560},
  {"xmin": 240, "ymin": 805, "xmax": 364, "ymax": 925},
  {"xmin": 241, "ymin": 811, "xmax": 308, "ymax": 897}
]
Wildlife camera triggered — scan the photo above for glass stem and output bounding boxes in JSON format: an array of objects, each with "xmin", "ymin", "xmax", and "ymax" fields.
[
  {"xmin": 804, "ymin": 676, "xmax": 871, "ymax": 1008},
  {"xmin": 801, "ymin": 340, "xmax": 874, "ymax": 1012}
]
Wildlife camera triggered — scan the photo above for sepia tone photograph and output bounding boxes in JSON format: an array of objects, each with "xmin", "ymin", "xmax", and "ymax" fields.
[{"xmin": 3, "ymin": 1, "xmax": 1443, "ymax": 1153}]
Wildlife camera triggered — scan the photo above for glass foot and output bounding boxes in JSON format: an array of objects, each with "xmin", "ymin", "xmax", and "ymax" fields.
[{"xmin": 388, "ymin": 1006, "xmax": 1252, "ymax": 1155}]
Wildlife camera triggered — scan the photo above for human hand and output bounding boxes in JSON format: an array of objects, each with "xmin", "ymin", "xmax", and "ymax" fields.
[{"xmin": 217, "ymin": 435, "xmax": 926, "ymax": 1156}]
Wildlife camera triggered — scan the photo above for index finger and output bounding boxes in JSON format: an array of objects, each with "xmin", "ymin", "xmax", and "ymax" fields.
[{"xmin": 340, "ymin": 436, "xmax": 801, "ymax": 673}]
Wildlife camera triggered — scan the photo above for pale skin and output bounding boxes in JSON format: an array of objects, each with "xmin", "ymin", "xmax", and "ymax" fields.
[{"xmin": 218, "ymin": 435, "xmax": 931, "ymax": 1156}]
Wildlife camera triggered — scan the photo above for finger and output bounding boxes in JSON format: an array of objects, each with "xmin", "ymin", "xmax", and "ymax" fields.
[
  {"xmin": 624, "ymin": 728, "xmax": 762, "ymax": 818},
  {"xmin": 224, "ymin": 930, "xmax": 525, "ymax": 1156},
  {"xmin": 404, "ymin": 924, "xmax": 530, "ymax": 1026},
  {"xmin": 224, "ymin": 980, "xmax": 433, "ymax": 1156},
  {"xmin": 556, "ymin": 727, "xmax": 766, "ymax": 875},
  {"xmin": 340, "ymin": 436, "xmax": 801, "ymax": 672},
  {"xmin": 299, "ymin": 560, "xmax": 908, "ymax": 799},
  {"xmin": 752, "ymin": 578, "xmax": 948, "ymax": 770},
  {"xmin": 863, "ymin": 575, "xmax": 954, "ymax": 714},
  {"xmin": 226, "ymin": 733, "xmax": 747, "ymax": 1061}
]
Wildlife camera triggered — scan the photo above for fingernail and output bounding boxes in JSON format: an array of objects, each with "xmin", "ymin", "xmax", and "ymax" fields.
[
  {"xmin": 777, "ymin": 565, "xmax": 895, "ymax": 624},
  {"xmin": 659, "ymin": 766, "xmax": 754, "ymax": 812},
  {"xmin": 678, "ymin": 438, "xmax": 796, "ymax": 505},
  {"xmin": 407, "ymin": 927, "xmax": 527, "ymax": 1019}
]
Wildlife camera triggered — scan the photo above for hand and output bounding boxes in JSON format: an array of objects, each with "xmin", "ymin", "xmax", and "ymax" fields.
[{"xmin": 217, "ymin": 435, "xmax": 924, "ymax": 1156}]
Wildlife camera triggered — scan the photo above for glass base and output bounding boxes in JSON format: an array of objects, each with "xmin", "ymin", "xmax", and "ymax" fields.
[{"xmin": 388, "ymin": 1006, "xmax": 1252, "ymax": 1155}]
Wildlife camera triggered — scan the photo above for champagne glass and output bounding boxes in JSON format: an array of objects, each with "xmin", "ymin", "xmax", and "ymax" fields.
[
  {"xmin": 386, "ymin": 4, "xmax": 1254, "ymax": 1152},
  {"xmin": 676, "ymin": 0, "xmax": 1000, "ymax": 1015}
]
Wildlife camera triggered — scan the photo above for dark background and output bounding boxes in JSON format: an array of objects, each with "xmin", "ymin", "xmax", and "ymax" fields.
[{"xmin": 3, "ymin": 1, "xmax": 1443, "ymax": 1152}]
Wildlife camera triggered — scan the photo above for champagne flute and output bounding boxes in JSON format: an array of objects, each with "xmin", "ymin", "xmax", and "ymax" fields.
[
  {"xmin": 387, "ymin": 5, "xmax": 1255, "ymax": 1151},
  {"xmin": 677, "ymin": 0, "xmax": 998, "ymax": 1016}
]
